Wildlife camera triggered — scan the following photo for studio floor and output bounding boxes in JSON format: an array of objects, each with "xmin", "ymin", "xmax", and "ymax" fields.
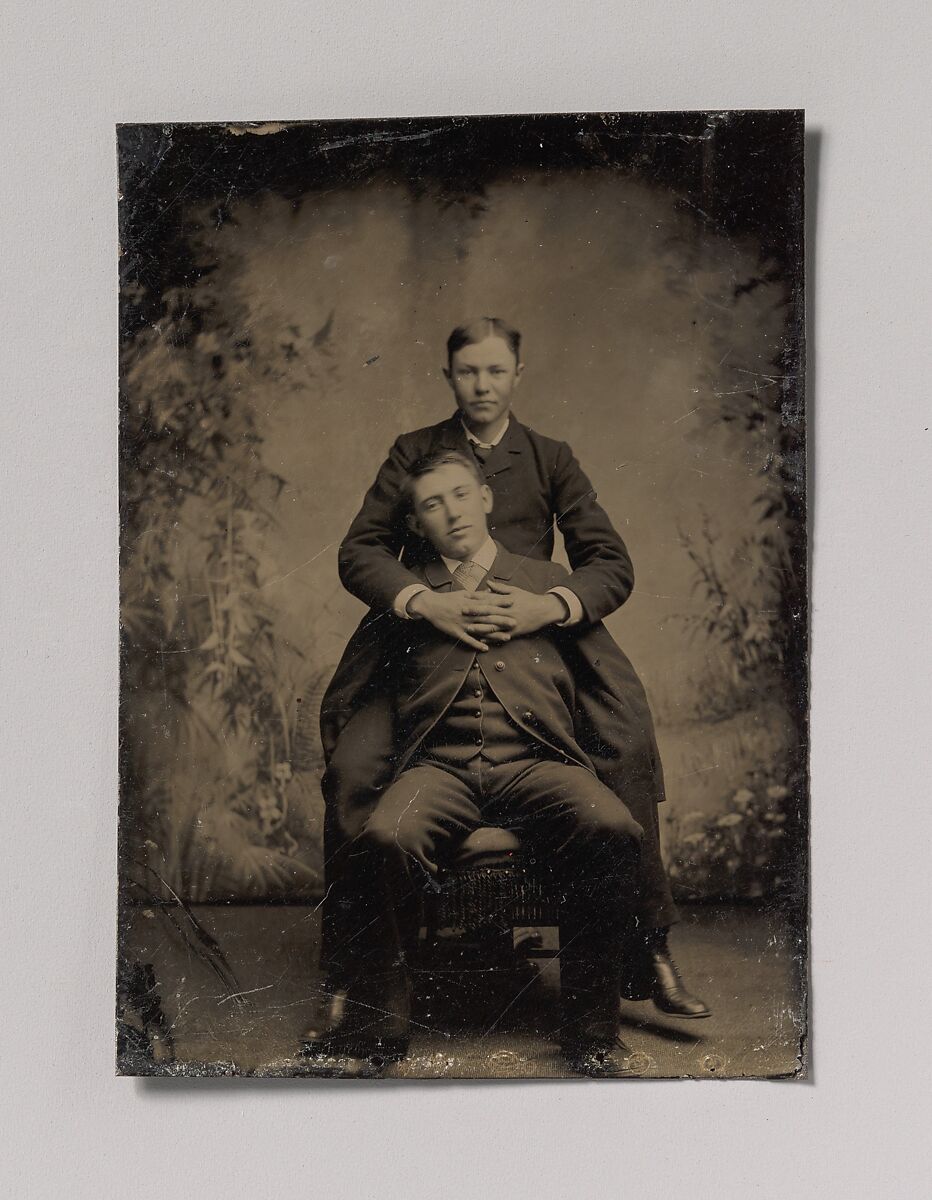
[{"xmin": 121, "ymin": 903, "xmax": 806, "ymax": 1081}]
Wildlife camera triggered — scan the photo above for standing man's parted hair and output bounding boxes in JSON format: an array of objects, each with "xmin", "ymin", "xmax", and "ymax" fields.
[{"xmin": 446, "ymin": 317, "xmax": 522, "ymax": 365}]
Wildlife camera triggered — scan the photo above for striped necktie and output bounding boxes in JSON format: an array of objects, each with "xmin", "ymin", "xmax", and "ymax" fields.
[{"xmin": 452, "ymin": 559, "xmax": 487, "ymax": 591}]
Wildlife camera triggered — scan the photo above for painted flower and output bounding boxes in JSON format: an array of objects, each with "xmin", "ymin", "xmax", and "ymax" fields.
[
  {"xmin": 718, "ymin": 813, "xmax": 744, "ymax": 828},
  {"xmin": 732, "ymin": 788, "xmax": 755, "ymax": 810},
  {"xmin": 766, "ymin": 785, "xmax": 790, "ymax": 801}
]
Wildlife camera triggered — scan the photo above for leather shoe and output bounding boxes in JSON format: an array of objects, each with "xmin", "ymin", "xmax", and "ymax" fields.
[
  {"xmin": 620, "ymin": 930, "xmax": 711, "ymax": 1019},
  {"xmin": 647, "ymin": 942, "xmax": 711, "ymax": 1018},
  {"xmin": 562, "ymin": 1035, "xmax": 641, "ymax": 1079}
]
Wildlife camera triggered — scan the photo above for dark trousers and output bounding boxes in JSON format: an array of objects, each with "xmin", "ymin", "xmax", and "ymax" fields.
[
  {"xmin": 351, "ymin": 757, "xmax": 643, "ymax": 1044},
  {"xmin": 320, "ymin": 691, "xmax": 677, "ymax": 982}
]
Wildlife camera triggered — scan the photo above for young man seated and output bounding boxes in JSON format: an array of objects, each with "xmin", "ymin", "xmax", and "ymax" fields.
[{"xmin": 303, "ymin": 450, "xmax": 651, "ymax": 1078}]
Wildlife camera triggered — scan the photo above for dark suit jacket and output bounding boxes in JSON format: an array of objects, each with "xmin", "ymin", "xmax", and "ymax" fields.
[
  {"xmin": 391, "ymin": 547, "xmax": 666, "ymax": 826},
  {"xmin": 338, "ymin": 412, "xmax": 634, "ymax": 624},
  {"xmin": 393, "ymin": 547, "xmax": 595, "ymax": 777}
]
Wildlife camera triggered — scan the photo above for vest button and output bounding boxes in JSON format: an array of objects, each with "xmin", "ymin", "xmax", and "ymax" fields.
[
  {"xmin": 494, "ymin": 660, "xmax": 506, "ymax": 672},
  {"xmin": 523, "ymin": 711, "xmax": 534, "ymax": 722}
]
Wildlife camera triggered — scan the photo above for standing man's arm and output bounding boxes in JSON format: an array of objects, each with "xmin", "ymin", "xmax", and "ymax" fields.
[
  {"xmin": 549, "ymin": 440, "xmax": 635, "ymax": 624},
  {"xmin": 337, "ymin": 435, "xmax": 423, "ymax": 612}
]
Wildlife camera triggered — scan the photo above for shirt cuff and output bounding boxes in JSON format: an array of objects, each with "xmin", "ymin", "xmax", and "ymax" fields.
[
  {"xmin": 393, "ymin": 583, "xmax": 429, "ymax": 619},
  {"xmin": 549, "ymin": 586, "xmax": 583, "ymax": 627}
]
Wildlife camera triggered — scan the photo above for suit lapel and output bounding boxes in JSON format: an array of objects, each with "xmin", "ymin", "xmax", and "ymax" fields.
[
  {"xmin": 487, "ymin": 542, "xmax": 519, "ymax": 582},
  {"xmin": 479, "ymin": 415, "xmax": 525, "ymax": 480},
  {"xmin": 423, "ymin": 557, "xmax": 455, "ymax": 590}
]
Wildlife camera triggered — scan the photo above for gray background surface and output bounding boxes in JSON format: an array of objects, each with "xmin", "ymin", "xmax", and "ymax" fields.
[{"xmin": 3, "ymin": 2, "xmax": 930, "ymax": 1197}]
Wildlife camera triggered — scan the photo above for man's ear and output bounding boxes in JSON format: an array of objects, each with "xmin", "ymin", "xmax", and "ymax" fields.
[
  {"xmin": 406, "ymin": 511, "xmax": 422, "ymax": 538},
  {"xmin": 481, "ymin": 484, "xmax": 493, "ymax": 515},
  {"xmin": 513, "ymin": 361, "xmax": 525, "ymax": 388},
  {"xmin": 442, "ymin": 365, "xmax": 453, "ymax": 388}
]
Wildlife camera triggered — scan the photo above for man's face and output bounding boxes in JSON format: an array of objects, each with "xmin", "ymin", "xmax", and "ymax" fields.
[
  {"xmin": 443, "ymin": 335, "xmax": 523, "ymax": 431},
  {"xmin": 408, "ymin": 462, "xmax": 493, "ymax": 561}
]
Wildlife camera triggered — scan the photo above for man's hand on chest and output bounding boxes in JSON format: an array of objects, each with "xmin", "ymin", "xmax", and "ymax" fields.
[
  {"xmin": 483, "ymin": 581, "xmax": 570, "ymax": 637},
  {"xmin": 406, "ymin": 588, "xmax": 516, "ymax": 651}
]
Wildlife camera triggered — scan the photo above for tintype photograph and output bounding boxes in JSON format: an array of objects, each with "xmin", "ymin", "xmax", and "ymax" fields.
[{"xmin": 117, "ymin": 111, "xmax": 807, "ymax": 1080}]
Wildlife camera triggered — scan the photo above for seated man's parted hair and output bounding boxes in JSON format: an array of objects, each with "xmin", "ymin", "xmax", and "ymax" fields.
[
  {"xmin": 400, "ymin": 450, "xmax": 486, "ymax": 515},
  {"xmin": 446, "ymin": 317, "xmax": 522, "ymax": 365}
]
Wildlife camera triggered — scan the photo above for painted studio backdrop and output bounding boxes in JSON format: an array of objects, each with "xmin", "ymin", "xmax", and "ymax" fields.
[{"xmin": 119, "ymin": 116, "xmax": 806, "ymax": 924}]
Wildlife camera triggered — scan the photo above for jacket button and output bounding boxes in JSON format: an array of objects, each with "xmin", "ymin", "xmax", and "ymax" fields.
[
  {"xmin": 523, "ymin": 711, "xmax": 534, "ymax": 721},
  {"xmin": 494, "ymin": 660, "xmax": 506, "ymax": 672}
]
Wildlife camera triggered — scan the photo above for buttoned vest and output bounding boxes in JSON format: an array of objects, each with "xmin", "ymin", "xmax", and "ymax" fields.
[{"xmin": 417, "ymin": 654, "xmax": 539, "ymax": 772}]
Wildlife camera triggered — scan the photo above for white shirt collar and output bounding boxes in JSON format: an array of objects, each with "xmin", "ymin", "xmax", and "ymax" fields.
[
  {"xmin": 441, "ymin": 534, "xmax": 497, "ymax": 578},
  {"xmin": 461, "ymin": 416, "xmax": 510, "ymax": 449}
]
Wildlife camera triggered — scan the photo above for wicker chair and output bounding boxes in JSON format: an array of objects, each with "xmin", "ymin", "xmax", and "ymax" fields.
[{"xmin": 421, "ymin": 827, "xmax": 560, "ymax": 973}]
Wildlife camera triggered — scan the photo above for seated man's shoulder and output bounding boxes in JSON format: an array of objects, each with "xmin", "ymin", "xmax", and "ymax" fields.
[{"xmin": 513, "ymin": 554, "xmax": 570, "ymax": 589}]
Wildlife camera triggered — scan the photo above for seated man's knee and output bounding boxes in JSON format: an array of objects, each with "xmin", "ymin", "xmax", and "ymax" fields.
[
  {"xmin": 571, "ymin": 780, "xmax": 644, "ymax": 845},
  {"xmin": 360, "ymin": 808, "xmax": 432, "ymax": 868},
  {"xmin": 602, "ymin": 807, "xmax": 644, "ymax": 845},
  {"xmin": 361, "ymin": 812, "xmax": 402, "ymax": 853}
]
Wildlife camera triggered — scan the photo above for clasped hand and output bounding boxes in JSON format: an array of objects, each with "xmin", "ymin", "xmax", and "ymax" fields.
[{"xmin": 408, "ymin": 583, "xmax": 566, "ymax": 651}]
